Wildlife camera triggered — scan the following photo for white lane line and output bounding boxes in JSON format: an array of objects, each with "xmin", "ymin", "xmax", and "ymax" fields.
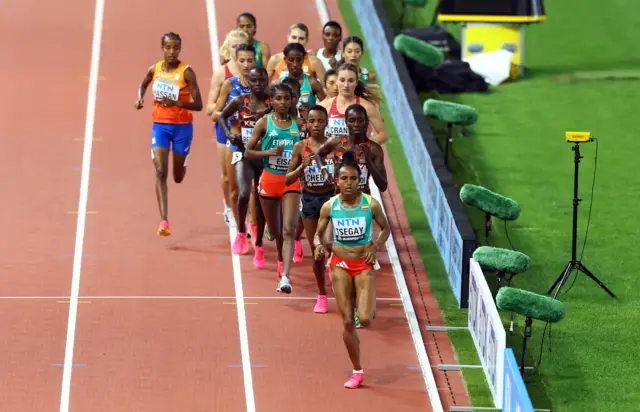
[
  {"xmin": 314, "ymin": 0, "xmax": 331, "ymax": 26},
  {"xmin": 59, "ymin": 0, "xmax": 105, "ymax": 410},
  {"xmin": 204, "ymin": 1, "xmax": 256, "ymax": 411},
  {"xmin": 0, "ymin": 295, "xmax": 403, "ymax": 301}
]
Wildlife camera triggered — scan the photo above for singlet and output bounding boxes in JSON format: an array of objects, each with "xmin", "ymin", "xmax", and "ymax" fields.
[
  {"xmin": 275, "ymin": 52, "xmax": 315, "ymax": 79},
  {"xmin": 261, "ymin": 114, "xmax": 301, "ymax": 174},
  {"xmin": 359, "ymin": 68, "xmax": 371, "ymax": 84},
  {"xmin": 326, "ymin": 96, "xmax": 361, "ymax": 138},
  {"xmin": 334, "ymin": 137, "xmax": 372, "ymax": 194},
  {"xmin": 253, "ymin": 39, "xmax": 263, "ymax": 67},
  {"xmin": 329, "ymin": 193, "xmax": 374, "ymax": 247},
  {"xmin": 316, "ymin": 48, "xmax": 341, "ymax": 71},
  {"xmin": 151, "ymin": 61, "xmax": 193, "ymax": 124},
  {"xmin": 301, "ymin": 140, "xmax": 335, "ymax": 190},
  {"xmin": 291, "ymin": 73, "xmax": 317, "ymax": 107},
  {"xmin": 236, "ymin": 95, "xmax": 272, "ymax": 147}
]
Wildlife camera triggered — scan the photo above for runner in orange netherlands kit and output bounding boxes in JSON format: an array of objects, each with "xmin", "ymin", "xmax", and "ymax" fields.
[
  {"xmin": 285, "ymin": 105, "xmax": 335, "ymax": 313},
  {"xmin": 319, "ymin": 63, "xmax": 387, "ymax": 144},
  {"xmin": 135, "ymin": 32, "xmax": 203, "ymax": 236},
  {"xmin": 266, "ymin": 23, "xmax": 325, "ymax": 83},
  {"xmin": 244, "ymin": 83, "xmax": 304, "ymax": 293},
  {"xmin": 314, "ymin": 150, "xmax": 390, "ymax": 389}
]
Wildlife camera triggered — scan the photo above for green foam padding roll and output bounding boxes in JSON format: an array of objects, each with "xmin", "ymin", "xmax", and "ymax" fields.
[
  {"xmin": 460, "ymin": 184, "xmax": 520, "ymax": 221},
  {"xmin": 496, "ymin": 287, "xmax": 566, "ymax": 324},
  {"xmin": 393, "ymin": 34, "xmax": 444, "ymax": 68},
  {"xmin": 423, "ymin": 99, "xmax": 478, "ymax": 126},
  {"xmin": 473, "ymin": 246, "xmax": 531, "ymax": 275}
]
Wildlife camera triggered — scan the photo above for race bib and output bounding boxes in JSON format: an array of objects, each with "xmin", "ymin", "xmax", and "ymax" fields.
[
  {"xmin": 152, "ymin": 81, "xmax": 180, "ymax": 102},
  {"xmin": 241, "ymin": 127, "xmax": 253, "ymax": 144},
  {"xmin": 268, "ymin": 149, "xmax": 292, "ymax": 171},
  {"xmin": 231, "ymin": 151, "xmax": 243, "ymax": 165},
  {"xmin": 300, "ymin": 92, "xmax": 310, "ymax": 104},
  {"xmin": 304, "ymin": 164, "xmax": 325, "ymax": 187},
  {"xmin": 333, "ymin": 216, "xmax": 367, "ymax": 243},
  {"xmin": 326, "ymin": 117, "xmax": 348, "ymax": 137},
  {"xmin": 358, "ymin": 164, "xmax": 369, "ymax": 188}
]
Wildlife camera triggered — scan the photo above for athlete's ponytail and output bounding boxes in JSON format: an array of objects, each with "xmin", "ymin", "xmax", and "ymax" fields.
[
  {"xmin": 220, "ymin": 29, "xmax": 250, "ymax": 61},
  {"xmin": 335, "ymin": 150, "xmax": 361, "ymax": 178},
  {"xmin": 336, "ymin": 63, "xmax": 382, "ymax": 107}
]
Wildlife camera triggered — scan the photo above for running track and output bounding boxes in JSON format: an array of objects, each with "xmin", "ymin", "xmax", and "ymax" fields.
[{"xmin": 0, "ymin": 0, "xmax": 470, "ymax": 410}]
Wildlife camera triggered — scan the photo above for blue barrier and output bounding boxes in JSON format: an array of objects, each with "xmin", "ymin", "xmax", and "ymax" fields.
[{"xmin": 503, "ymin": 348, "xmax": 535, "ymax": 412}]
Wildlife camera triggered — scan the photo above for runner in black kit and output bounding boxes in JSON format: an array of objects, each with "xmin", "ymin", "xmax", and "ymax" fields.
[
  {"xmin": 285, "ymin": 105, "xmax": 335, "ymax": 313},
  {"xmin": 219, "ymin": 67, "xmax": 271, "ymax": 269}
]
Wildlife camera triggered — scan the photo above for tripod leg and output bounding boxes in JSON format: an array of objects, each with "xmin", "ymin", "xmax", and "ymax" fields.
[
  {"xmin": 576, "ymin": 262, "xmax": 616, "ymax": 298},
  {"xmin": 547, "ymin": 261, "xmax": 574, "ymax": 296},
  {"xmin": 484, "ymin": 212, "xmax": 492, "ymax": 246},
  {"xmin": 520, "ymin": 317, "xmax": 532, "ymax": 376}
]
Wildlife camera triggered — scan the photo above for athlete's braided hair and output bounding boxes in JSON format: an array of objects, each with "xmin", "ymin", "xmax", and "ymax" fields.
[
  {"xmin": 270, "ymin": 82, "xmax": 293, "ymax": 98},
  {"xmin": 335, "ymin": 151, "xmax": 361, "ymax": 178},
  {"xmin": 236, "ymin": 12, "xmax": 257, "ymax": 27},
  {"xmin": 161, "ymin": 32, "xmax": 181, "ymax": 46},
  {"xmin": 336, "ymin": 63, "xmax": 382, "ymax": 106},
  {"xmin": 283, "ymin": 42, "xmax": 307, "ymax": 58}
]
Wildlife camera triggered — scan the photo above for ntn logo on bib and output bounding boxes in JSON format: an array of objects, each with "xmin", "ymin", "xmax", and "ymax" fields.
[
  {"xmin": 241, "ymin": 127, "xmax": 253, "ymax": 144},
  {"xmin": 334, "ymin": 217, "xmax": 367, "ymax": 242},
  {"xmin": 152, "ymin": 81, "xmax": 180, "ymax": 101}
]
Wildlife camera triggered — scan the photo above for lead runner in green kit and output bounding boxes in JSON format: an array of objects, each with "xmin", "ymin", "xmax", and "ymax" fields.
[
  {"xmin": 314, "ymin": 150, "xmax": 390, "ymax": 389},
  {"xmin": 244, "ymin": 83, "xmax": 304, "ymax": 294}
]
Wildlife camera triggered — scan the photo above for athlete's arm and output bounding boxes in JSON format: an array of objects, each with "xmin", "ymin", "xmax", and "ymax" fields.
[
  {"xmin": 369, "ymin": 70, "xmax": 377, "ymax": 84},
  {"xmin": 219, "ymin": 95, "xmax": 244, "ymax": 146},
  {"xmin": 363, "ymin": 100, "xmax": 388, "ymax": 145},
  {"xmin": 309, "ymin": 55, "xmax": 326, "ymax": 84},
  {"xmin": 314, "ymin": 201, "xmax": 332, "ymax": 260},
  {"xmin": 174, "ymin": 67, "xmax": 203, "ymax": 111},
  {"xmin": 211, "ymin": 80, "xmax": 232, "ymax": 122},
  {"xmin": 134, "ymin": 65, "xmax": 155, "ymax": 109},
  {"xmin": 309, "ymin": 77, "xmax": 327, "ymax": 102},
  {"xmin": 284, "ymin": 141, "xmax": 305, "ymax": 186},
  {"xmin": 366, "ymin": 142, "xmax": 388, "ymax": 192},
  {"xmin": 260, "ymin": 41, "xmax": 272, "ymax": 67},
  {"xmin": 266, "ymin": 54, "xmax": 282, "ymax": 81},
  {"xmin": 314, "ymin": 136, "xmax": 340, "ymax": 167},
  {"xmin": 365, "ymin": 198, "xmax": 390, "ymax": 265},
  {"xmin": 244, "ymin": 117, "xmax": 282, "ymax": 159},
  {"xmin": 206, "ymin": 66, "xmax": 225, "ymax": 116}
]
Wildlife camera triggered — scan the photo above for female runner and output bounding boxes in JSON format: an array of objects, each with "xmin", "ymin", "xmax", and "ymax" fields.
[
  {"xmin": 244, "ymin": 83, "xmax": 304, "ymax": 293},
  {"xmin": 321, "ymin": 68, "xmax": 338, "ymax": 103},
  {"xmin": 276, "ymin": 43, "xmax": 326, "ymax": 107},
  {"xmin": 338, "ymin": 36, "xmax": 376, "ymax": 84},
  {"xmin": 219, "ymin": 67, "xmax": 270, "ymax": 268},
  {"xmin": 211, "ymin": 44, "xmax": 256, "ymax": 228},
  {"xmin": 314, "ymin": 21, "xmax": 342, "ymax": 71},
  {"xmin": 206, "ymin": 29, "xmax": 250, "ymax": 226},
  {"xmin": 267, "ymin": 23, "xmax": 325, "ymax": 82},
  {"xmin": 134, "ymin": 32, "xmax": 203, "ymax": 236},
  {"xmin": 314, "ymin": 151, "xmax": 390, "ymax": 388},
  {"xmin": 219, "ymin": 13, "xmax": 271, "ymax": 68},
  {"xmin": 319, "ymin": 63, "xmax": 387, "ymax": 144},
  {"xmin": 285, "ymin": 105, "xmax": 335, "ymax": 313}
]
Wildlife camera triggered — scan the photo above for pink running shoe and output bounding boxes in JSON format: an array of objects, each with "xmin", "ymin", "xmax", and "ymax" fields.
[
  {"xmin": 293, "ymin": 240, "xmax": 304, "ymax": 263},
  {"xmin": 314, "ymin": 295, "xmax": 328, "ymax": 313},
  {"xmin": 232, "ymin": 232, "xmax": 250, "ymax": 255},
  {"xmin": 344, "ymin": 371, "xmax": 364, "ymax": 389},
  {"xmin": 157, "ymin": 220, "xmax": 171, "ymax": 236},
  {"xmin": 277, "ymin": 261, "xmax": 284, "ymax": 279},
  {"xmin": 253, "ymin": 246, "xmax": 265, "ymax": 269}
]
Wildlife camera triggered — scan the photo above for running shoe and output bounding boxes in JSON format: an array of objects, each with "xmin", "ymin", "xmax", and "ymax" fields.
[
  {"xmin": 224, "ymin": 206, "xmax": 236, "ymax": 228},
  {"xmin": 276, "ymin": 276, "xmax": 292, "ymax": 294},
  {"xmin": 253, "ymin": 246, "xmax": 265, "ymax": 269},
  {"xmin": 293, "ymin": 240, "xmax": 304, "ymax": 263},
  {"xmin": 157, "ymin": 220, "xmax": 171, "ymax": 236},
  {"xmin": 344, "ymin": 371, "xmax": 364, "ymax": 389},
  {"xmin": 232, "ymin": 232, "xmax": 251, "ymax": 255},
  {"xmin": 314, "ymin": 295, "xmax": 328, "ymax": 313},
  {"xmin": 354, "ymin": 309, "xmax": 361, "ymax": 329}
]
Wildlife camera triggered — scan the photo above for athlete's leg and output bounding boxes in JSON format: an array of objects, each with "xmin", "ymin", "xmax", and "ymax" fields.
[
  {"xmin": 332, "ymin": 266, "xmax": 363, "ymax": 385},
  {"xmin": 293, "ymin": 216, "xmax": 305, "ymax": 263},
  {"xmin": 224, "ymin": 148, "xmax": 240, "ymax": 226},
  {"xmin": 151, "ymin": 123, "xmax": 172, "ymax": 236},
  {"xmin": 171, "ymin": 123, "xmax": 193, "ymax": 184},
  {"xmin": 354, "ymin": 269, "xmax": 376, "ymax": 328},
  {"xmin": 232, "ymin": 159, "xmax": 254, "ymax": 255},
  {"xmin": 251, "ymin": 167, "xmax": 267, "ymax": 268},
  {"xmin": 279, "ymin": 191, "xmax": 301, "ymax": 287},
  {"xmin": 260, "ymin": 195, "xmax": 282, "ymax": 262},
  {"xmin": 304, "ymin": 217, "xmax": 327, "ymax": 308}
]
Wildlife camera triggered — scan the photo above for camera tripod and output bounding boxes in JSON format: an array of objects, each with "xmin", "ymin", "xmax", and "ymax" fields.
[{"xmin": 547, "ymin": 141, "xmax": 616, "ymax": 299}]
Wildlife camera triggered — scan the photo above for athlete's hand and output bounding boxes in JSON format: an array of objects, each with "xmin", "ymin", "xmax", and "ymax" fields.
[
  {"xmin": 363, "ymin": 242, "xmax": 377, "ymax": 265},
  {"xmin": 301, "ymin": 154, "xmax": 313, "ymax": 169},
  {"xmin": 298, "ymin": 102, "xmax": 310, "ymax": 119},
  {"xmin": 134, "ymin": 99, "xmax": 144, "ymax": 110},
  {"xmin": 229, "ymin": 134, "xmax": 243, "ymax": 147},
  {"xmin": 161, "ymin": 97, "xmax": 178, "ymax": 107},
  {"xmin": 268, "ymin": 144, "xmax": 285, "ymax": 157},
  {"xmin": 358, "ymin": 143, "xmax": 372, "ymax": 161},
  {"xmin": 328, "ymin": 55, "xmax": 338, "ymax": 68},
  {"xmin": 321, "ymin": 167, "xmax": 333, "ymax": 185},
  {"xmin": 314, "ymin": 244, "xmax": 326, "ymax": 261}
]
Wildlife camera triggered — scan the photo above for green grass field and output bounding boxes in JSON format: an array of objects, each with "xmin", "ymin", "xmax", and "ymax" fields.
[{"xmin": 339, "ymin": 1, "xmax": 640, "ymax": 411}]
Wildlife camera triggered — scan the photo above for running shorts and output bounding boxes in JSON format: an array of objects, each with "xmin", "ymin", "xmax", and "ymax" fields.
[
  {"xmin": 301, "ymin": 189, "xmax": 334, "ymax": 220},
  {"xmin": 258, "ymin": 169, "xmax": 301, "ymax": 199},
  {"xmin": 152, "ymin": 122, "xmax": 193, "ymax": 156},
  {"xmin": 329, "ymin": 254, "xmax": 374, "ymax": 278}
]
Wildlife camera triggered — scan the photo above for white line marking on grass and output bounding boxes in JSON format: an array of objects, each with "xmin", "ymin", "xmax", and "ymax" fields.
[{"xmin": 59, "ymin": 0, "xmax": 104, "ymax": 410}]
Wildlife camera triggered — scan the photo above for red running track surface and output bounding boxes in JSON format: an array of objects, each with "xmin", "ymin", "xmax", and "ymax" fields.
[{"xmin": 0, "ymin": 0, "xmax": 470, "ymax": 410}]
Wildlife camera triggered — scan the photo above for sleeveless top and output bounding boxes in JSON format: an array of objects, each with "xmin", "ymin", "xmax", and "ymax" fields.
[
  {"xmin": 253, "ymin": 39, "xmax": 263, "ymax": 67},
  {"xmin": 301, "ymin": 140, "xmax": 336, "ymax": 190},
  {"xmin": 359, "ymin": 68, "xmax": 371, "ymax": 84},
  {"xmin": 275, "ymin": 53, "xmax": 315, "ymax": 79},
  {"xmin": 329, "ymin": 193, "xmax": 374, "ymax": 247},
  {"xmin": 151, "ymin": 61, "xmax": 192, "ymax": 124},
  {"xmin": 236, "ymin": 95, "xmax": 272, "ymax": 147},
  {"xmin": 334, "ymin": 136, "xmax": 373, "ymax": 194},
  {"xmin": 326, "ymin": 96, "xmax": 361, "ymax": 138},
  {"xmin": 316, "ymin": 48, "xmax": 341, "ymax": 71},
  {"xmin": 261, "ymin": 114, "xmax": 301, "ymax": 174}
]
